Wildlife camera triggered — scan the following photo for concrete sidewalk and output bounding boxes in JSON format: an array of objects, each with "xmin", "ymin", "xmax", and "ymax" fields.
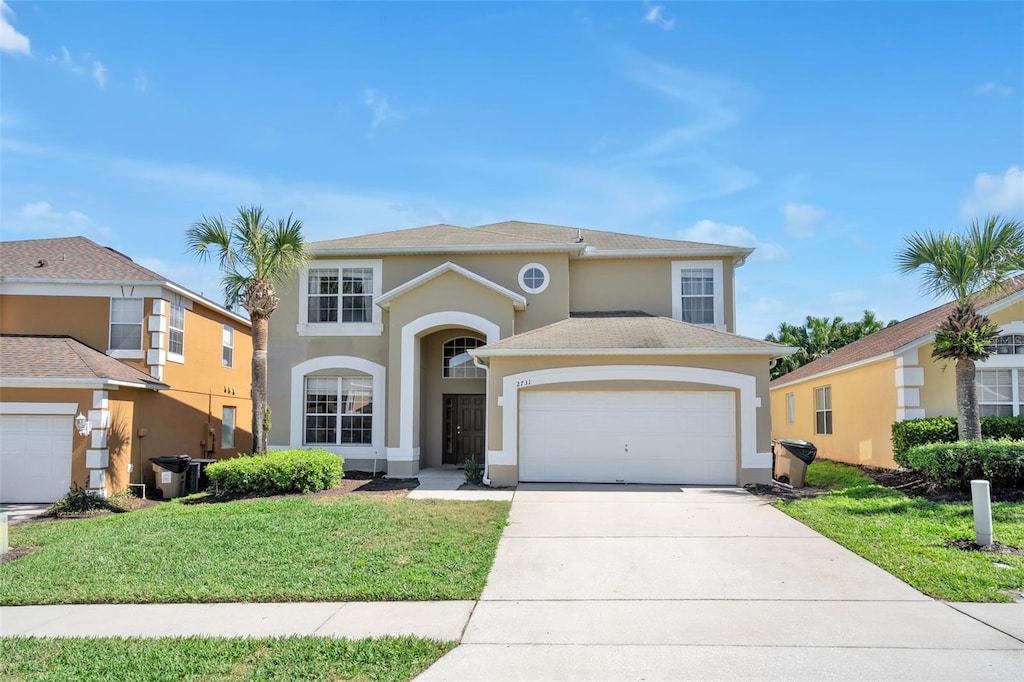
[
  {"xmin": 419, "ymin": 484, "xmax": 1024, "ymax": 681},
  {"xmin": 0, "ymin": 601, "xmax": 474, "ymax": 640}
]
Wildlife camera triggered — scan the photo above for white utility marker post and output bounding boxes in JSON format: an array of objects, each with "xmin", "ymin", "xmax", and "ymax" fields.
[
  {"xmin": 971, "ymin": 480, "xmax": 993, "ymax": 547},
  {"xmin": 1, "ymin": 512, "xmax": 8, "ymax": 554}
]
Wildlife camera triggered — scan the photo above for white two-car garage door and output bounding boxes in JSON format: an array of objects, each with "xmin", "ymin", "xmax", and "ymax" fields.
[
  {"xmin": 518, "ymin": 390, "xmax": 737, "ymax": 485},
  {"xmin": 0, "ymin": 415, "xmax": 73, "ymax": 503}
]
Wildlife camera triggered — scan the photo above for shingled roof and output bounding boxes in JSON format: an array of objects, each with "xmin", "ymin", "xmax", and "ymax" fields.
[
  {"xmin": 0, "ymin": 335, "xmax": 168, "ymax": 389},
  {"xmin": 471, "ymin": 315, "xmax": 792, "ymax": 357},
  {"xmin": 310, "ymin": 220, "xmax": 752, "ymax": 258},
  {"xmin": 771, "ymin": 276, "xmax": 1024, "ymax": 387}
]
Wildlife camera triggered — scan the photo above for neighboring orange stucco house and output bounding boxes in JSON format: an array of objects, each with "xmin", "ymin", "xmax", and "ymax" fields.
[
  {"xmin": 0, "ymin": 236, "xmax": 253, "ymax": 502},
  {"xmin": 770, "ymin": 279, "xmax": 1024, "ymax": 469}
]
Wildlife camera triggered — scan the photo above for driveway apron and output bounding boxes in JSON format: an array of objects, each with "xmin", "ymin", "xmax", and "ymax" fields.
[{"xmin": 419, "ymin": 484, "xmax": 1024, "ymax": 681}]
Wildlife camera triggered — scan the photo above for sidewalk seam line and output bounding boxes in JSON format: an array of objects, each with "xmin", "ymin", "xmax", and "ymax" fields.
[{"xmin": 943, "ymin": 603, "xmax": 1024, "ymax": 645}]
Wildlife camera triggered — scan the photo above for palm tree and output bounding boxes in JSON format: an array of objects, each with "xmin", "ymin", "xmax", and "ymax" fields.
[
  {"xmin": 766, "ymin": 312, "xmax": 895, "ymax": 380},
  {"xmin": 187, "ymin": 205, "xmax": 307, "ymax": 454},
  {"xmin": 896, "ymin": 215, "xmax": 1024, "ymax": 440}
]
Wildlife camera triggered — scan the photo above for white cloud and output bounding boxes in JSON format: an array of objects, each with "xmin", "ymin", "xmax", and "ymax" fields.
[
  {"xmin": 0, "ymin": 0, "xmax": 30, "ymax": 55},
  {"xmin": 134, "ymin": 69, "xmax": 148, "ymax": 93},
  {"xmin": 50, "ymin": 46, "xmax": 107, "ymax": 88},
  {"xmin": 975, "ymin": 82, "xmax": 1012, "ymax": 96},
  {"xmin": 782, "ymin": 202, "xmax": 825, "ymax": 238},
  {"xmin": 828, "ymin": 289, "xmax": 866, "ymax": 305},
  {"xmin": 6, "ymin": 201, "xmax": 112, "ymax": 239},
  {"xmin": 642, "ymin": 2, "xmax": 675, "ymax": 30},
  {"xmin": 363, "ymin": 89, "xmax": 402, "ymax": 130},
  {"xmin": 679, "ymin": 219, "xmax": 788, "ymax": 263},
  {"xmin": 961, "ymin": 166, "xmax": 1024, "ymax": 219}
]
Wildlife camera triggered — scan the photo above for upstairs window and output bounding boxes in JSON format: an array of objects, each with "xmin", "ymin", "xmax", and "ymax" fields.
[
  {"xmin": 168, "ymin": 304, "xmax": 185, "ymax": 360},
  {"xmin": 109, "ymin": 298, "xmax": 144, "ymax": 351},
  {"xmin": 443, "ymin": 337, "xmax": 486, "ymax": 378},
  {"xmin": 298, "ymin": 260, "xmax": 383, "ymax": 336},
  {"xmin": 222, "ymin": 325, "xmax": 234, "ymax": 368},
  {"xmin": 671, "ymin": 261, "xmax": 724, "ymax": 329}
]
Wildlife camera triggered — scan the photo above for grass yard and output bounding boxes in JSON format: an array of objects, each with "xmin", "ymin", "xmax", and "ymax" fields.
[
  {"xmin": 0, "ymin": 636, "xmax": 454, "ymax": 682},
  {"xmin": 776, "ymin": 461, "xmax": 1024, "ymax": 602},
  {"xmin": 0, "ymin": 495, "xmax": 509, "ymax": 605}
]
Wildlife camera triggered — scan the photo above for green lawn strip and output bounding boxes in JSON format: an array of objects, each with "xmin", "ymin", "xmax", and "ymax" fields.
[
  {"xmin": 1, "ymin": 496, "xmax": 509, "ymax": 605},
  {"xmin": 777, "ymin": 461, "xmax": 1024, "ymax": 603},
  {"xmin": 0, "ymin": 636, "xmax": 455, "ymax": 682}
]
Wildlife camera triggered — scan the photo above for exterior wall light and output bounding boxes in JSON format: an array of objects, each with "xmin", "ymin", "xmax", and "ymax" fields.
[{"xmin": 75, "ymin": 413, "xmax": 93, "ymax": 437}]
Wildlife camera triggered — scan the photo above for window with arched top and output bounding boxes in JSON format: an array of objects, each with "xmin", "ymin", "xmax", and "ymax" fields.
[
  {"xmin": 443, "ymin": 337, "xmax": 486, "ymax": 378},
  {"xmin": 986, "ymin": 334, "xmax": 1024, "ymax": 355}
]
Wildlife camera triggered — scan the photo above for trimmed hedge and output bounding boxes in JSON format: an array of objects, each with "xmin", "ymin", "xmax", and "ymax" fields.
[
  {"xmin": 205, "ymin": 449, "xmax": 344, "ymax": 495},
  {"xmin": 902, "ymin": 439, "xmax": 1024, "ymax": 490},
  {"xmin": 891, "ymin": 416, "xmax": 1024, "ymax": 464}
]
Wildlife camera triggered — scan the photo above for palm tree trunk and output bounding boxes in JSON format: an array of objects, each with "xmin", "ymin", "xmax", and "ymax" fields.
[
  {"xmin": 955, "ymin": 357, "xmax": 981, "ymax": 441},
  {"xmin": 251, "ymin": 314, "xmax": 269, "ymax": 454}
]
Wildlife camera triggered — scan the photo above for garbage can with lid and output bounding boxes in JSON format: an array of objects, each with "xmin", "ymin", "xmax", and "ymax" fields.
[
  {"xmin": 150, "ymin": 455, "xmax": 191, "ymax": 499},
  {"xmin": 185, "ymin": 458, "xmax": 217, "ymax": 494},
  {"xmin": 772, "ymin": 439, "xmax": 817, "ymax": 487}
]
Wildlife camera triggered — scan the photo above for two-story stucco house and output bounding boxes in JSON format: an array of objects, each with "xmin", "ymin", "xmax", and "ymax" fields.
[
  {"xmin": 268, "ymin": 221, "xmax": 791, "ymax": 487},
  {"xmin": 0, "ymin": 236, "xmax": 253, "ymax": 502}
]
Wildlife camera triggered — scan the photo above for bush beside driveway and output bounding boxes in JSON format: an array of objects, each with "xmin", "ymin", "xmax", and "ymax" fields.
[
  {"xmin": 775, "ymin": 461, "xmax": 1024, "ymax": 603},
  {"xmin": 0, "ymin": 495, "xmax": 510, "ymax": 605}
]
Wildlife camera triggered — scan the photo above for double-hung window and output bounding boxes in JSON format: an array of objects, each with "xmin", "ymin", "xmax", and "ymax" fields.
[
  {"xmin": 299, "ymin": 260, "xmax": 383, "ymax": 336},
  {"xmin": 109, "ymin": 298, "xmax": 144, "ymax": 354},
  {"xmin": 814, "ymin": 386, "xmax": 833, "ymax": 435},
  {"xmin": 671, "ymin": 260, "xmax": 724, "ymax": 329},
  {"xmin": 304, "ymin": 376, "xmax": 373, "ymax": 445},
  {"xmin": 168, "ymin": 304, "xmax": 185, "ymax": 361},
  {"xmin": 222, "ymin": 325, "xmax": 234, "ymax": 368}
]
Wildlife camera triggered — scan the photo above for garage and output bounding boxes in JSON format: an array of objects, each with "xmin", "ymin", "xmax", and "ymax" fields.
[
  {"xmin": 518, "ymin": 390, "xmax": 737, "ymax": 485},
  {"xmin": 0, "ymin": 414, "xmax": 73, "ymax": 503}
]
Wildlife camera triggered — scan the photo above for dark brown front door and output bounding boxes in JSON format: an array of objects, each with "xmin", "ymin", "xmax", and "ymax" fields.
[{"xmin": 443, "ymin": 394, "xmax": 485, "ymax": 465}]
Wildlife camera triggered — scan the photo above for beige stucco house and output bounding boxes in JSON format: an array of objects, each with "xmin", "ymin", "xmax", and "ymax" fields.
[
  {"xmin": 770, "ymin": 279, "xmax": 1024, "ymax": 469},
  {"xmin": 267, "ymin": 221, "xmax": 792, "ymax": 487}
]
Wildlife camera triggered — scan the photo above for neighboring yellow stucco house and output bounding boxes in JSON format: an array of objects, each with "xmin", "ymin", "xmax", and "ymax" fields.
[{"xmin": 770, "ymin": 280, "xmax": 1024, "ymax": 469}]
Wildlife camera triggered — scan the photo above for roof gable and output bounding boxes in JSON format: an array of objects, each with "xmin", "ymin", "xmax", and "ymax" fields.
[
  {"xmin": 375, "ymin": 261, "xmax": 527, "ymax": 311},
  {"xmin": 771, "ymin": 276, "xmax": 1024, "ymax": 388}
]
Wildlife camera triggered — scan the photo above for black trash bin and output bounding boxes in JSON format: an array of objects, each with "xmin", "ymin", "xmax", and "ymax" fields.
[
  {"xmin": 150, "ymin": 455, "xmax": 192, "ymax": 499},
  {"xmin": 772, "ymin": 439, "xmax": 817, "ymax": 487},
  {"xmin": 184, "ymin": 458, "xmax": 218, "ymax": 494}
]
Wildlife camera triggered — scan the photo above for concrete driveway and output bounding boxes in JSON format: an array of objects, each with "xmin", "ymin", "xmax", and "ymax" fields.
[
  {"xmin": 0, "ymin": 503, "xmax": 49, "ymax": 524},
  {"xmin": 420, "ymin": 484, "xmax": 1024, "ymax": 681}
]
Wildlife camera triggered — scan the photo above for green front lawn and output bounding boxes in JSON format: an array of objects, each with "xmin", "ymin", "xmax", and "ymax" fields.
[
  {"xmin": 0, "ymin": 636, "xmax": 454, "ymax": 682},
  {"xmin": 1, "ymin": 495, "xmax": 509, "ymax": 605},
  {"xmin": 777, "ymin": 461, "xmax": 1024, "ymax": 602}
]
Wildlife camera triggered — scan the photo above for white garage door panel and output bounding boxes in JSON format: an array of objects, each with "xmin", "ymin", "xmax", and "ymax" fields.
[
  {"xmin": 0, "ymin": 415, "xmax": 73, "ymax": 503},
  {"xmin": 519, "ymin": 390, "xmax": 737, "ymax": 485}
]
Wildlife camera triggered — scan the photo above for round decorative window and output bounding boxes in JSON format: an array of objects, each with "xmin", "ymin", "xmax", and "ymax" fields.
[{"xmin": 518, "ymin": 263, "xmax": 549, "ymax": 294}]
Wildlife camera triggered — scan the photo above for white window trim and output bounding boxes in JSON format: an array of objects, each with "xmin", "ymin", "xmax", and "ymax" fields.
[
  {"xmin": 222, "ymin": 325, "xmax": 234, "ymax": 369},
  {"xmin": 303, "ymin": 376, "xmax": 374, "ymax": 447},
  {"xmin": 289, "ymin": 356, "xmax": 386, "ymax": 458},
  {"xmin": 296, "ymin": 259, "xmax": 384, "ymax": 337},
  {"xmin": 814, "ymin": 386, "xmax": 833, "ymax": 435},
  {"xmin": 976, "ymin": 368, "xmax": 1023, "ymax": 417},
  {"xmin": 108, "ymin": 298, "xmax": 145, "ymax": 359},
  {"xmin": 221, "ymin": 406, "xmax": 236, "ymax": 449},
  {"xmin": 786, "ymin": 392, "xmax": 795, "ymax": 425},
  {"xmin": 518, "ymin": 262, "xmax": 550, "ymax": 295},
  {"xmin": 167, "ymin": 303, "xmax": 185, "ymax": 364},
  {"xmin": 671, "ymin": 260, "xmax": 725, "ymax": 331}
]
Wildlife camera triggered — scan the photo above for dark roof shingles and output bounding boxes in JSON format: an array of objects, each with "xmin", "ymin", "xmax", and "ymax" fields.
[{"xmin": 0, "ymin": 335, "xmax": 167, "ymax": 387}]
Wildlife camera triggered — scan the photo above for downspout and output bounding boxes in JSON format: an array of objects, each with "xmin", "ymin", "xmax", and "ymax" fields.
[{"xmin": 471, "ymin": 353, "xmax": 492, "ymax": 486}]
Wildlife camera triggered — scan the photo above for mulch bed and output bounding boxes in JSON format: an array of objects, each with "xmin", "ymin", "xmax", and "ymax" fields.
[
  {"xmin": 744, "ymin": 482, "xmax": 827, "ymax": 502},
  {"xmin": 0, "ymin": 546, "xmax": 39, "ymax": 565},
  {"xmin": 857, "ymin": 466, "xmax": 1024, "ymax": 503},
  {"xmin": 945, "ymin": 539, "xmax": 1024, "ymax": 556},
  {"xmin": 182, "ymin": 471, "xmax": 419, "ymax": 505}
]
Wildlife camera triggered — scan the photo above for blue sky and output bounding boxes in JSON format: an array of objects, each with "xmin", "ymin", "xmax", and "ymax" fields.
[{"xmin": 2, "ymin": 1, "xmax": 1022, "ymax": 337}]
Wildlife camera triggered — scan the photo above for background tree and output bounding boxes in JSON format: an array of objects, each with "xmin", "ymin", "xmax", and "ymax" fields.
[
  {"xmin": 896, "ymin": 215, "xmax": 1024, "ymax": 440},
  {"xmin": 187, "ymin": 205, "xmax": 307, "ymax": 454},
  {"xmin": 766, "ymin": 311, "xmax": 896, "ymax": 380}
]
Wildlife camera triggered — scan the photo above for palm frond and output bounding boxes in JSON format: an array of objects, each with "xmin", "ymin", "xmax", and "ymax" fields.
[{"xmin": 186, "ymin": 214, "xmax": 233, "ymax": 270}]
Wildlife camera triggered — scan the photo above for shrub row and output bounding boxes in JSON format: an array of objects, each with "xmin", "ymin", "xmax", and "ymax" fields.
[
  {"xmin": 902, "ymin": 439, "xmax": 1024, "ymax": 490},
  {"xmin": 891, "ymin": 416, "xmax": 1024, "ymax": 464},
  {"xmin": 205, "ymin": 449, "xmax": 344, "ymax": 495}
]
